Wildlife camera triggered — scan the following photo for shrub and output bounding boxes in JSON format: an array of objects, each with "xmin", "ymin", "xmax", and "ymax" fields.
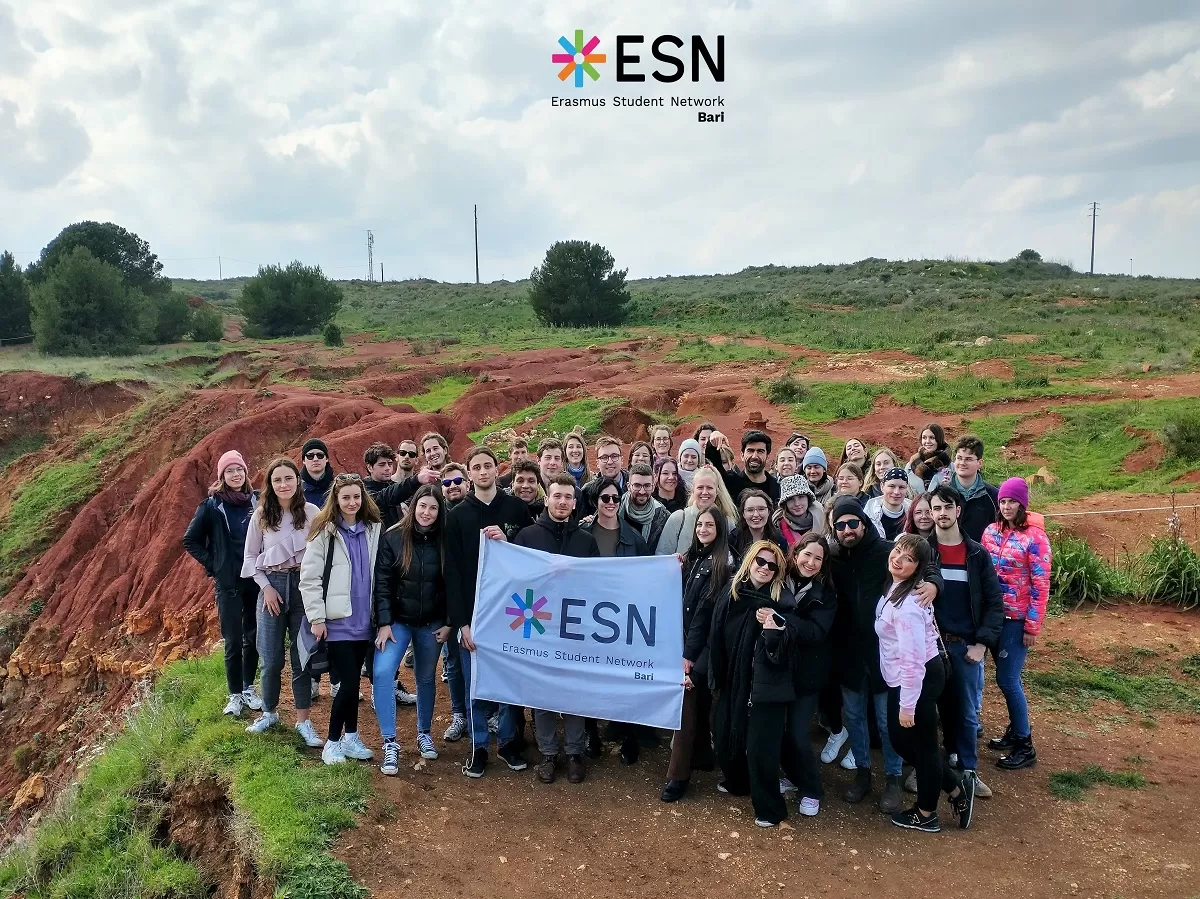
[
  {"xmin": 1162, "ymin": 412, "xmax": 1200, "ymax": 461},
  {"xmin": 147, "ymin": 291, "xmax": 193, "ymax": 344},
  {"xmin": 1049, "ymin": 532, "xmax": 1129, "ymax": 608},
  {"xmin": 29, "ymin": 247, "xmax": 145, "ymax": 356},
  {"xmin": 1136, "ymin": 526, "xmax": 1200, "ymax": 611},
  {"xmin": 189, "ymin": 306, "xmax": 224, "ymax": 342},
  {"xmin": 528, "ymin": 240, "xmax": 631, "ymax": 327},
  {"xmin": 323, "ymin": 322, "xmax": 344, "ymax": 347},
  {"xmin": 759, "ymin": 373, "xmax": 809, "ymax": 405},
  {"xmin": 238, "ymin": 261, "xmax": 343, "ymax": 337},
  {"xmin": 24, "ymin": 221, "xmax": 171, "ymax": 296}
]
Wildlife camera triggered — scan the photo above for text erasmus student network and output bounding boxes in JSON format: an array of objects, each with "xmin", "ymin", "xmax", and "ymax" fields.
[{"xmin": 550, "ymin": 29, "xmax": 727, "ymax": 122}]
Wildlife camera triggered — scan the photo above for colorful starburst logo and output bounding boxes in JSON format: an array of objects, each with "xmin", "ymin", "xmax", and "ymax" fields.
[
  {"xmin": 507, "ymin": 589, "xmax": 553, "ymax": 637},
  {"xmin": 552, "ymin": 29, "xmax": 605, "ymax": 88}
]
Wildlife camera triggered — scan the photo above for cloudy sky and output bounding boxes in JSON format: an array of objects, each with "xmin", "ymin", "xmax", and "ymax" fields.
[{"xmin": 2, "ymin": 1, "xmax": 1198, "ymax": 282}]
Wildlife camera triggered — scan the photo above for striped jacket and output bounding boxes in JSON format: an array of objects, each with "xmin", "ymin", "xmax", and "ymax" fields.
[{"xmin": 981, "ymin": 512, "xmax": 1052, "ymax": 636}]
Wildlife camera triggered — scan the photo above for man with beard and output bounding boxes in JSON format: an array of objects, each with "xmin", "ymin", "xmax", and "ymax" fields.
[
  {"xmin": 497, "ymin": 438, "xmax": 529, "ymax": 489},
  {"xmin": 827, "ymin": 495, "xmax": 942, "ymax": 814},
  {"xmin": 440, "ymin": 462, "xmax": 471, "ymax": 508},
  {"xmin": 620, "ymin": 464, "xmax": 670, "ymax": 550},
  {"xmin": 394, "ymin": 439, "xmax": 419, "ymax": 480},
  {"xmin": 507, "ymin": 459, "xmax": 545, "ymax": 516},
  {"xmin": 581, "ymin": 436, "xmax": 628, "ymax": 516},
  {"xmin": 420, "ymin": 432, "xmax": 450, "ymax": 471},
  {"xmin": 704, "ymin": 429, "xmax": 780, "ymax": 505}
]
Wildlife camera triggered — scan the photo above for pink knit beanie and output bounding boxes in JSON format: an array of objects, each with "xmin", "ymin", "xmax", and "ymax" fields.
[{"xmin": 217, "ymin": 450, "xmax": 248, "ymax": 482}]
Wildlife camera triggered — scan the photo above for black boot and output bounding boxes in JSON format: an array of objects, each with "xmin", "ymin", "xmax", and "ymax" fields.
[
  {"xmin": 619, "ymin": 735, "xmax": 640, "ymax": 765},
  {"xmin": 661, "ymin": 779, "xmax": 689, "ymax": 802},
  {"xmin": 987, "ymin": 724, "xmax": 1015, "ymax": 752},
  {"xmin": 585, "ymin": 718, "xmax": 603, "ymax": 759},
  {"xmin": 842, "ymin": 767, "xmax": 872, "ymax": 804},
  {"xmin": 996, "ymin": 735, "xmax": 1037, "ymax": 770}
]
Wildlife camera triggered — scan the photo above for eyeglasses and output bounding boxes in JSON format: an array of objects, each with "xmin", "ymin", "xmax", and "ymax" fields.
[
  {"xmin": 752, "ymin": 556, "xmax": 780, "ymax": 572},
  {"xmin": 834, "ymin": 518, "xmax": 863, "ymax": 531},
  {"xmin": 442, "ymin": 477, "xmax": 465, "ymax": 487},
  {"xmin": 223, "ymin": 465, "xmax": 245, "ymax": 475},
  {"xmin": 598, "ymin": 494, "xmax": 620, "ymax": 504},
  {"xmin": 597, "ymin": 453, "xmax": 621, "ymax": 463},
  {"xmin": 304, "ymin": 451, "xmax": 327, "ymax": 461},
  {"xmin": 397, "ymin": 450, "xmax": 418, "ymax": 458},
  {"xmin": 333, "ymin": 473, "xmax": 362, "ymax": 485}
]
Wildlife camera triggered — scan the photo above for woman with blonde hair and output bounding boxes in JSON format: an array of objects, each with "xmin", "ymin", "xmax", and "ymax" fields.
[
  {"xmin": 708, "ymin": 539, "xmax": 800, "ymax": 827},
  {"xmin": 301, "ymin": 473, "xmax": 383, "ymax": 765},
  {"xmin": 655, "ymin": 465, "xmax": 737, "ymax": 556},
  {"xmin": 864, "ymin": 447, "xmax": 922, "ymax": 497}
]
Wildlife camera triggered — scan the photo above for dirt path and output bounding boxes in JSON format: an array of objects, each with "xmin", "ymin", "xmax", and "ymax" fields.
[{"xmin": 326, "ymin": 606, "xmax": 1199, "ymax": 899}]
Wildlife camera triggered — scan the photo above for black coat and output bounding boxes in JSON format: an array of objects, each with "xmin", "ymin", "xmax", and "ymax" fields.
[
  {"xmin": 705, "ymin": 441, "xmax": 780, "ymax": 505},
  {"xmin": 579, "ymin": 471, "xmax": 629, "ymax": 518},
  {"xmin": 373, "ymin": 527, "xmax": 446, "ymax": 628},
  {"xmin": 514, "ymin": 512, "xmax": 601, "ymax": 558},
  {"xmin": 445, "ymin": 491, "xmax": 534, "ymax": 628},
  {"xmin": 927, "ymin": 534, "xmax": 1005, "ymax": 652},
  {"xmin": 708, "ymin": 580, "xmax": 797, "ymax": 706},
  {"xmin": 582, "ymin": 518, "xmax": 649, "ymax": 557},
  {"xmin": 182, "ymin": 493, "xmax": 257, "ymax": 588},
  {"xmin": 364, "ymin": 476, "xmax": 422, "ymax": 531},
  {"xmin": 682, "ymin": 549, "xmax": 732, "ymax": 682},
  {"xmin": 828, "ymin": 526, "xmax": 944, "ymax": 693},
  {"xmin": 960, "ymin": 481, "xmax": 1000, "ymax": 543},
  {"xmin": 780, "ymin": 577, "xmax": 837, "ymax": 695}
]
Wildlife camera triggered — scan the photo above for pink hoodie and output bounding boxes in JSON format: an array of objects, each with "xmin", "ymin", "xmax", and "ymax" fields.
[{"xmin": 874, "ymin": 590, "xmax": 940, "ymax": 716}]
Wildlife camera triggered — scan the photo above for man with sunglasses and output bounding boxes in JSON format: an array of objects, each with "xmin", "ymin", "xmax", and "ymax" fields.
[
  {"xmin": 394, "ymin": 440, "xmax": 420, "ymax": 479},
  {"xmin": 440, "ymin": 463, "xmax": 470, "ymax": 508},
  {"xmin": 827, "ymin": 495, "xmax": 943, "ymax": 814},
  {"xmin": 300, "ymin": 438, "xmax": 336, "ymax": 507}
]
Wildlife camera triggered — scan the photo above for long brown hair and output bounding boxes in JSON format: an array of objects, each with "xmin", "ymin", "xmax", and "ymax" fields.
[
  {"xmin": 886, "ymin": 534, "xmax": 931, "ymax": 605},
  {"xmin": 392, "ymin": 484, "xmax": 446, "ymax": 574},
  {"xmin": 261, "ymin": 457, "xmax": 308, "ymax": 531},
  {"xmin": 307, "ymin": 473, "xmax": 382, "ymax": 540},
  {"xmin": 684, "ymin": 508, "xmax": 731, "ymax": 605},
  {"xmin": 787, "ymin": 532, "xmax": 830, "ymax": 586},
  {"xmin": 731, "ymin": 540, "xmax": 787, "ymax": 604}
]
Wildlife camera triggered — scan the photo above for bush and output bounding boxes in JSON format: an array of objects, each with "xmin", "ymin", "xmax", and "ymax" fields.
[
  {"xmin": 1137, "ymin": 530, "xmax": 1200, "ymax": 611},
  {"xmin": 323, "ymin": 322, "xmax": 344, "ymax": 347},
  {"xmin": 528, "ymin": 240, "xmax": 631, "ymax": 327},
  {"xmin": 147, "ymin": 291, "xmax": 193, "ymax": 344},
  {"xmin": 189, "ymin": 305, "xmax": 224, "ymax": 342},
  {"xmin": 1049, "ymin": 532, "xmax": 1129, "ymax": 608},
  {"xmin": 29, "ymin": 247, "xmax": 145, "ymax": 356},
  {"xmin": 25, "ymin": 221, "xmax": 170, "ymax": 296},
  {"xmin": 0, "ymin": 251, "xmax": 31, "ymax": 340},
  {"xmin": 238, "ymin": 261, "xmax": 343, "ymax": 337},
  {"xmin": 759, "ymin": 373, "xmax": 809, "ymax": 405},
  {"xmin": 1162, "ymin": 413, "xmax": 1200, "ymax": 461}
]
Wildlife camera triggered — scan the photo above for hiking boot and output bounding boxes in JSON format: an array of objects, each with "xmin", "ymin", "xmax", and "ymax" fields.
[
  {"xmin": 443, "ymin": 713, "xmax": 467, "ymax": 743},
  {"xmin": 417, "ymin": 733, "xmax": 439, "ymax": 760},
  {"xmin": 987, "ymin": 724, "xmax": 1015, "ymax": 752},
  {"xmin": 996, "ymin": 735, "xmax": 1037, "ymax": 770},
  {"xmin": 820, "ymin": 727, "xmax": 849, "ymax": 764},
  {"xmin": 537, "ymin": 754, "xmax": 558, "ymax": 784},
  {"xmin": 839, "ymin": 749, "xmax": 857, "ymax": 770},
  {"xmin": 879, "ymin": 774, "xmax": 904, "ymax": 814},
  {"xmin": 566, "ymin": 754, "xmax": 587, "ymax": 783},
  {"xmin": 498, "ymin": 741, "xmax": 528, "ymax": 771},
  {"xmin": 380, "ymin": 741, "xmax": 401, "ymax": 776},
  {"xmin": 951, "ymin": 772, "xmax": 976, "ymax": 829},
  {"xmin": 842, "ymin": 768, "xmax": 871, "ymax": 804},
  {"xmin": 462, "ymin": 747, "xmax": 488, "ymax": 778},
  {"xmin": 295, "ymin": 719, "xmax": 323, "ymax": 748},
  {"xmin": 891, "ymin": 806, "xmax": 941, "ymax": 833},
  {"xmin": 241, "ymin": 685, "xmax": 263, "ymax": 711},
  {"xmin": 660, "ymin": 779, "xmax": 689, "ymax": 802},
  {"xmin": 619, "ymin": 736, "xmax": 640, "ymax": 765},
  {"xmin": 903, "ymin": 769, "xmax": 918, "ymax": 794},
  {"xmin": 973, "ymin": 775, "xmax": 993, "ymax": 798},
  {"xmin": 223, "ymin": 693, "xmax": 244, "ymax": 717}
]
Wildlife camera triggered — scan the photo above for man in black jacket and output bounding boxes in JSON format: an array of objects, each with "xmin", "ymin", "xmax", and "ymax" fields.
[
  {"xmin": 705, "ymin": 428, "xmax": 780, "ymax": 505},
  {"xmin": 497, "ymin": 437, "xmax": 529, "ymax": 489},
  {"xmin": 620, "ymin": 464, "xmax": 670, "ymax": 550},
  {"xmin": 927, "ymin": 484, "xmax": 1004, "ymax": 795},
  {"xmin": 362, "ymin": 442, "xmax": 403, "ymax": 529},
  {"xmin": 930, "ymin": 435, "xmax": 999, "ymax": 542},
  {"xmin": 446, "ymin": 446, "xmax": 534, "ymax": 778},
  {"xmin": 514, "ymin": 473, "xmax": 601, "ymax": 785},
  {"xmin": 580, "ymin": 436, "xmax": 628, "ymax": 517},
  {"xmin": 827, "ymin": 495, "xmax": 943, "ymax": 814}
]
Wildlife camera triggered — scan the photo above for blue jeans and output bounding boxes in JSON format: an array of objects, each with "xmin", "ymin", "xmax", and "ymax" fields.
[
  {"xmin": 841, "ymin": 683, "xmax": 902, "ymax": 777},
  {"xmin": 443, "ymin": 640, "xmax": 467, "ymax": 716},
  {"xmin": 372, "ymin": 624, "xmax": 441, "ymax": 738},
  {"xmin": 458, "ymin": 634, "xmax": 518, "ymax": 751},
  {"xmin": 946, "ymin": 641, "xmax": 983, "ymax": 770},
  {"xmin": 995, "ymin": 619, "xmax": 1031, "ymax": 738}
]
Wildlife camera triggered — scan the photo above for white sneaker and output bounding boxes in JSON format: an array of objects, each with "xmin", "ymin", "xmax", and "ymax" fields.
[
  {"xmin": 380, "ymin": 741, "xmax": 401, "ymax": 776},
  {"xmin": 330, "ymin": 681, "xmax": 340, "ymax": 700},
  {"xmin": 395, "ymin": 682, "xmax": 417, "ymax": 706},
  {"xmin": 839, "ymin": 749, "xmax": 857, "ymax": 771},
  {"xmin": 340, "ymin": 732, "xmax": 374, "ymax": 760},
  {"xmin": 310, "ymin": 676, "xmax": 321, "ymax": 699},
  {"xmin": 246, "ymin": 711, "xmax": 279, "ymax": 733},
  {"xmin": 754, "ymin": 818, "xmax": 777, "ymax": 828},
  {"xmin": 779, "ymin": 777, "xmax": 797, "ymax": 794},
  {"xmin": 799, "ymin": 797, "xmax": 820, "ymax": 817},
  {"xmin": 820, "ymin": 727, "xmax": 849, "ymax": 764},
  {"xmin": 241, "ymin": 685, "xmax": 263, "ymax": 711},
  {"xmin": 295, "ymin": 719, "xmax": 323, "ymax": 748},
  {"xmin": 417, "ymin": 733, "xmax": 439, "ymax": 760},
  {"xmin": 223, "ymin": 693, "xmax": 244, "ymax": 717},
  {"xmin": 443, "ymin": 713, "xmax": 467, "ymax": 742},
  {"xmin": 322, "ymin": 739, "xmax": 347, "ymax": 765}
]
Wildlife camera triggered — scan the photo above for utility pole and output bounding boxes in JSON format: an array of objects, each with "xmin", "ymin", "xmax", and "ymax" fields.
[
  {"xmin": 474, "ymin": 205, "xmax": 480, "ymax": 284},
  {"xmin": 380, "ymin": 263, "xmax": 384, "ymax": 282},
  {"xmin": 1088, "ymin": 202, "xmax": 1099, "ymax": 275},
  {"xmin": 218, "ymin": 256, "xmax": 222, "ymax": 279},
  {"xmin": 366, "ymin": 230, "xmax": 375, "ymax": 282},
  {"xmin": 1129, "ymin": 258, "xmax": 1133, "ymax": 277}
]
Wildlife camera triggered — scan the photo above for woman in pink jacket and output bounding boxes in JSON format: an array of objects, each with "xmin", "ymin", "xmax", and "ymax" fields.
[
  {"xmin": 981, "ymin": 478, "xmax": 1051, "ymax": 771},
  {"xmin": 876, "ymin": 534, "xmax": 975, "ymax": 833}
]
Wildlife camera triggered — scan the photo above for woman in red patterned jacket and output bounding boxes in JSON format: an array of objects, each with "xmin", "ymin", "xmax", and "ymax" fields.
[{"xmin": 980, "ymin": 477, "xmax": 1051, "ymax": 771}]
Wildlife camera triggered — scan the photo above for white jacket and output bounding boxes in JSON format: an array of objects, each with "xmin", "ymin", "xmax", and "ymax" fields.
[
  {"xmin": 299, "ymin": 521, "xmax": 382, "ymax": 625},
  {"xmin": 862, "ymin": 496, "xmax": 909, "ymax": 539}
]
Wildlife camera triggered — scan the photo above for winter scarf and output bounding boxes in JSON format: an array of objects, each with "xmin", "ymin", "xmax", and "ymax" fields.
[
  {"xmin": 619, "ymin": 492, "xmax": 664, "ymax": 541},
  {"xmin": 723, "ymin": 582, "xmax": 774, "ymax": 758},
  {"xmin": 953, "ymin": 472, "xmax": 987, "ymax": 502},
  {"xmin": 909, "ymin": 449, "xmax": 951, "ymax": 483},
  {"xmin": 214, "ymin": 487, "xmax": 252, "ymax": 507},
  {"xmin": 778, "ymin": 505, "xmax": 814, "ymax": 536},
  {"xmin": 567, "ymin": 462, "xmax": 588, "ymax": 489}
]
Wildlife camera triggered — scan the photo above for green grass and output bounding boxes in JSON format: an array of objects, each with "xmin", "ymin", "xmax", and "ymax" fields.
[
  {"xmin": 383, "ymin": 374, "xmax": 474, "ymax": 412},
  {"xmin": 1029, "ymin": 659, "xmax": 1200, "ymax": 714},
  {"xmin": 789, "ymin": 382, "xmax": 884, "ymax": 423},
  {"xmin": 0, "ymin": 460, "xmax": 100, "ymax": 590},
  {"xmin": 1049, "ymin": 765, "xmax": 1148, "ymax": 801},
  {"xmin": 664, "ymin": 338, "xmax": 785, "ymax": 366},
  {"xmin": 468, "ymin": 394, "xmax": 625, "ymax": 445},
  {"xmin": 0, "ymin": 432, "xmax": 49, "ymax": 472},
  {"xmin": 0, "ymin": 344, "xmax": 224, "ymax": 386},
  {"xmin": 0, "ymin": 653, "xmax": 370, "ymax": 899},
  {"xmin": 468, "ymin": 391, "xmax": 565, "ymax": 441},
  {"xmin": 888, "ymin": 372, "xmax": 1106, "ymax": 413}
]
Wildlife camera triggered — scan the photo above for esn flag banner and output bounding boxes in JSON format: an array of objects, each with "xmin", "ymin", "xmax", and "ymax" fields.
[{"xmin": 470, "ymin": 535, "xmax": 684, "ymax": 730}]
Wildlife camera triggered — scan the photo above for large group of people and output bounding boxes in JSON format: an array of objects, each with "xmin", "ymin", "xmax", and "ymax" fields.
[{"xmin": 183, "ymin": 418, "xmax": 1052, "ymax": 834}]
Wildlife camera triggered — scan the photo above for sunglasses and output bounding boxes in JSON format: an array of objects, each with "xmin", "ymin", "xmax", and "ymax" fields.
[
  {"xmin": 598, "ymin": 494, "xmax": 620, "ymax": 504},
  {"xmin": 397, "ymin": 450, "xmax": 418, "ymax": 458},
  {"xmin": 752, "ymin": 556, "xmax": 780, "ymax": 572},
  {"xmin": 442, "ymin": 477, "xmax": 465, "ymax": 487},
  {"xmin": 834, "ymin": 518, "xmax": 863, "ymax": 531},
  {"xmin": 304, "ymin": 451, "xmax": 327, "ymax": 461}
]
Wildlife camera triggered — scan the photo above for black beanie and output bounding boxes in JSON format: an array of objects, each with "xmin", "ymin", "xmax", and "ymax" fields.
[
  {"xmin": 830, "ymin": 495, "xmax": 864, "ymax": 522},
  {"xmin": 301, "ymin": 438, "xmax": 329, "ymax": 457}
]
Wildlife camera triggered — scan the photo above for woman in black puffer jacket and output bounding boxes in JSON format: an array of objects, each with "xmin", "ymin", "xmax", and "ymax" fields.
[
  {"xmin": 708, "ymin": 540, "xmax": 801, "ymax": 828},
  {"xmin": 371, "ymin": 484, "xmax": 451, "ymax": 775}
]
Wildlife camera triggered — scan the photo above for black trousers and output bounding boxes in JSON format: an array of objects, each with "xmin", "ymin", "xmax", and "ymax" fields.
[
  {"xmin": 745, "ymin": 701, "xmax": 809, "ymax": 824},
  {"xmin": 818, "ymin": 682, "xmax": 843, "ymax": 733},
  {"xmin": 886, "ymin": 659, "xmax": 961, "ymax": 812},
  {"xmin": 786, "ymin": 693, "xmax": 823, "ymax": 801},
  {"xmin": 215, "ymin": 579, "xmax": 259, "ymax": 695},
  {"xmin": 327, "ymin": 640, "xmax": 370, "ymax": 741}
]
